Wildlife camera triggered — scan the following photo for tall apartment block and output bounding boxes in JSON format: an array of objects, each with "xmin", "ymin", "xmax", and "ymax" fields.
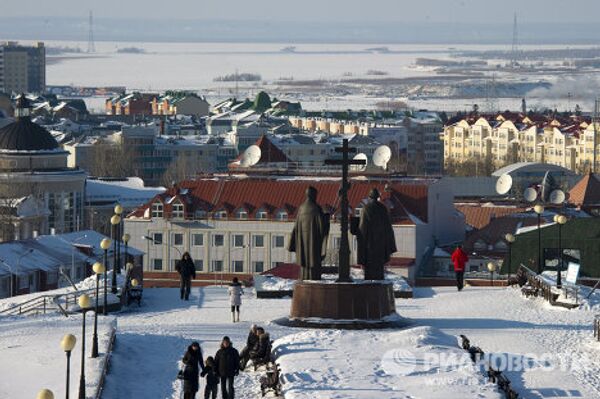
[{"xmin": 0, "ymin": 42, "xmax": 46, "ymax": 94}]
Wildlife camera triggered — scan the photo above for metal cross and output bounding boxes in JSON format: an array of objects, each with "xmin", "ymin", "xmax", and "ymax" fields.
[{"xmin": 324, "ymin": 138, "xmax": 366, "ymax": 282}]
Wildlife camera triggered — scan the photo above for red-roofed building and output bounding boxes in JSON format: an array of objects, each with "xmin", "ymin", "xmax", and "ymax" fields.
[
  {"xmin": 569, "ymin": 172, "xmax": 600, "ymax": 216},
  {"xmin": 124, "ymin": 175, "xmax": 464, "ymax": 283}
]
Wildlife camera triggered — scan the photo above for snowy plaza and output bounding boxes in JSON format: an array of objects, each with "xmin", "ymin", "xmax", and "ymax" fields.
[{"xmin": 2, "ymin": 282, "xmax": 600, "ymax": 398}]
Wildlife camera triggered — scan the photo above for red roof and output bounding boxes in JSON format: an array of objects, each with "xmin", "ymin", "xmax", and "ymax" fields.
[
  {"xmin": 569, "ymin": 173, "xmax": 600, "ymax": 207},
  {"xmin": 230, "ymin": 135, "xmax": 291, "ymax": 168},
  {"xmin": 262, "ymin": 263, "xmax": 300, "ymax": 279},
  {"xmin": 456, "ymin": 205, "xmax": 527, "ymax": 230},
  {"xmin": 128, "ymin": 176, "xmax": 431, "ymax": 225}
]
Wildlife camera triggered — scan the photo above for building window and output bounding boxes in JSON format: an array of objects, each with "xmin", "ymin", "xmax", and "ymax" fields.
[
  {"xmin": 256, "ymin": 209, "xmax": 268, "ymax": 219},
  {"xmin": 253, "ymin": 235, "xmax": 264, "ymax": 248},
  {"xmin": 171, "ymin": 259, "xmax": 178, "ymax": 270},
  {"xmin": 276, "ymin": 210, "xmax": 288, "ymax": 221},
  {"xmin": 151, "ymin": 202, "xmax": 163, "ymax": 218},
  {"xmin": 232, "ymin": 260, "xmax": 244, "ymax": 273},
  {"xmin": 236, "ymin": 209, "xmax": 248, "ymax": 220},
  {"xmin": 273, "ymin": 235, "xmax": 285, "ymax": 248},
  {"xmin": 211, "ymin": 260, "xmax": 223, "ymax": 272},
  {"xmin": 172, "ymin": 202, "xmax": 184, "ymax": 219},
  {"xmin": 172, "ymin": 233, "xmax": 184, "ymax": 246},
  {"xmin": 213, "ymin": 234, "xmax": 224, "ymax": 247},
  {"xmin": 151, "ymin": 233, "xmax": 163, "ymax": 244},
  {"xmin": 192, "ymin": 233, "xmax": 204, "ymax": 246},
  {"xmin": 194, "ymin": 260, "xmax": 204, "ymax": 271},
  {"xmin": 253, "ymin": 261, "xmax": 264, "ymax": 273},
  {"xmin": 152, "ymin": 259, "xmax": 163, "ymax": 271},
  {"xmin": 232, "ymin": 234, "xmax": 245, "ymax": 248},
  {"xmin": 214, "ymin": 210, "xmax": 227, "ymax": 219}
]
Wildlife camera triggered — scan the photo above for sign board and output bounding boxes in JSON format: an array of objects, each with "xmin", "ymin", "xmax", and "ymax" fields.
[{"xmin": 565, "ymin": 262, "xmax": 580, "ymax": 285}]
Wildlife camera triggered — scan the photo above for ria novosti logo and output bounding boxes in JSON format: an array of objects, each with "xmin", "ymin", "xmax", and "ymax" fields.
[{"xmin": 381, "ymin": 349, "xmax": 473, "ymax": 376}]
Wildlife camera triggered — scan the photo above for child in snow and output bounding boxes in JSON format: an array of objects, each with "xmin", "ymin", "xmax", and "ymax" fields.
[{"xmin": 201, "ymin": 356, "xmax": 220, "ymax": 399}]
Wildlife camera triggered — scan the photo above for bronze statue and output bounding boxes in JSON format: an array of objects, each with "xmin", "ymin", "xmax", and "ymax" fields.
[
  {"xmin": 355, "ymin": 188, "xmax": 397, "ymax": 280},
  {"xmin": 288, "ymin": 186, "xmax": 330, "ymax": 280}
]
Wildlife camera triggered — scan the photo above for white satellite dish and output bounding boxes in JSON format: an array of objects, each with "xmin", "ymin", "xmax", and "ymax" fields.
[
  {"xmin": 240, "ymin": 145, "xmax": 261, "ymax": 167},
  {"xmin": 351, "ymin": 153, "xmax": 368, "ymax": 172},
  {"xmin": 495, "ymin": 174, "xmax": 513, "ymax": 195},
  {"xmin": 549, "ymin": 189, "xmax": 566, "ymax": 205},
  {"xmin": 373, "ymin": 145, "xmax": 392, "ymax": 169},
  {"xmin": 523, "ymin": 187, "xmax": 538, "ymax": 203}
]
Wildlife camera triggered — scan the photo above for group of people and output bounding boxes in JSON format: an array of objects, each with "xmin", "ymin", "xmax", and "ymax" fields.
[
  {"xmin": 180, "ymin": 337, "xmax": 241, "ymax": 399},
  {"xmin": 179, "ymin": 325, "xmax": 273, "ymax": 399}
]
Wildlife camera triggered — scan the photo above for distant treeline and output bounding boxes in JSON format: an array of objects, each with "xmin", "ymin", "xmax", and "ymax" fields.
[
  {"xmin": 415, "ymin": 58, "xmax": 487, "ymax": 67},
  {"xmin": 458, "ymin": 48, "xmax": 600, "ymax": 60},
  {"xmin": 214, "ymin": 73, "xmax": 262, "ymax": 82}
]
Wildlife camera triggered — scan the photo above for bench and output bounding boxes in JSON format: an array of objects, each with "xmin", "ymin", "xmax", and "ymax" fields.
[
  {"xmin": 127, "ymin": 286, "xmax": 143, "ymax": 306},
  {"xmin": 260, "ymin": 363, "xmax": 281, "ymax": 397}
]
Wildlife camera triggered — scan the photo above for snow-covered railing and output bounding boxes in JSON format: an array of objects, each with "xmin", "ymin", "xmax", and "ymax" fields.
[
  {"xmin": 94, "ymin": 319, "xmax": 117, "ymax": 399},
  {"xmin": 0, "ymin": 287, "xmax": 98, "ymax": 317}
]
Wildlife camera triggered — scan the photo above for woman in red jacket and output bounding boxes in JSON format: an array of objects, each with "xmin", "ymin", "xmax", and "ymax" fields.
[{"xmin": 451, "ymin": 245, "xmax": 468, "ymax": 291}]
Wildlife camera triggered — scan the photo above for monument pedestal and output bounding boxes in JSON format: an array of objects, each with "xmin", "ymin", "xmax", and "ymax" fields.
[{"xmin": 277, "ymin": 281, "xmax": 406, "ymax": 329}]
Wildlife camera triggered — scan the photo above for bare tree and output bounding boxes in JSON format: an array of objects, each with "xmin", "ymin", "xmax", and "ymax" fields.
[{"xmin": 89, "ymin": 140, "xmax": 135, "ymax": 178}]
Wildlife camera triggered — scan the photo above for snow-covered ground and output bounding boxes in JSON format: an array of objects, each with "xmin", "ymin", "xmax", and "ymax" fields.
[
  {"xmin": 0, "ymin": 313, "xmax": 116, "ymax": 398},
  {"xmin": 4, "ymin": 284, "xmax": 600, "ymax": 398}
]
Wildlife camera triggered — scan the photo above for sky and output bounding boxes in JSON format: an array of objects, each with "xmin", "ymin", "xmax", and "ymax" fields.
[{"xmin": 6, "ymin": 0, "xmax": 600, "ymax": 23}]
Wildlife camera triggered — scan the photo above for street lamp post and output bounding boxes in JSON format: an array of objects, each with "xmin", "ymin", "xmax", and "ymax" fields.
[
  {"xmin": 142, "ymin": 235, "xmax": 181, "ymax": 275},
  {"xmin": 77, "ymin": 294, "xmax": 91, "ymax": 399},
  {"xmin": 91, "ymin": 262, "xmax": 105, "ymax": 358},
  {"xmin": 16, "ymin": 248, "xmax": 33, "ymax": 293},
  {"xmin": 487, "ymin": 262, "xmax": 496, "ymax": 286},
  {"xmin": 122, "ymin": 233, "xmax": 130, "ymax": 273},
  {"xmin": 505, "ymin": 233, "xmax": 515, "ymax": 283},
  {"xmin": 114, "ymin": 204, "xmax": 124, "ymax": 274},
  {"xmin": 110, "ymin": 215, "xmax": 121, "ymax": 294},
  {"xmin": 60, "ymin": 334, "xmax": 76, "ymax": 399},
  {"xmin": 534, "ymin": 204, "xmax": 545, "ymax": 274},
  {"xmin": 37, "ymin": 389, "xmax": 55, "ymax": 399},
  {"xmin": 100, "ymin": 238, "xmax": 111, "ymax": 315},
  {"xmin": 555, "ymin": 214, "xmax": 568, "ymax": 288}
]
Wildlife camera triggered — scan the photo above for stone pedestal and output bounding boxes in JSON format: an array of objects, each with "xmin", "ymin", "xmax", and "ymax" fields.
[{"xmin": 278, "ymin": 281, "xmax": 405, "ymax": 329}]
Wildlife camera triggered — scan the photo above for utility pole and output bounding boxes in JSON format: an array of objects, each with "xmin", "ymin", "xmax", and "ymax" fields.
[
  {"xmin": 510, "ymin": 12, "xmax": 519, "ymax": 68},
  {"xmin": 87, "ymin": 11, "xmax": 96, "ymax": 54}
]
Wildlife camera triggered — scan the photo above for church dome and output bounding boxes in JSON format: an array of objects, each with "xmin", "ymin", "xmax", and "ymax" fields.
[{"xmin": 0, "ymin": 95, "xmax": 59, "ymax": 152}]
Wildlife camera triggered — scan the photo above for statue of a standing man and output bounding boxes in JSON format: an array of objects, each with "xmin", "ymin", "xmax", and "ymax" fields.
[
  {"xmin": 288, "ymin": 186, "xmax": 330, "ymax": 280},
  {"xmin": 355, "ymin": 188, "xmax": 397, "ymax": 280}
]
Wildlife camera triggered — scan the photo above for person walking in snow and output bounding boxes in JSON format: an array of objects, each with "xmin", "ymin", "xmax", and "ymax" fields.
[
  {"xmin": 451, "ymin": 245, "xmax": 469, "ymax": 291},
  {"xmin": 214, "ymin": 336, "xmax": 240, "ymax": 399},
  {"xmin": 181, "ymin": 342, "xmax": 205, "ymax": 399},
  {"xmin": 228, "ymin": 277, "xmax": 243, "ymax": 322},
  {"xmin": 176, "ymin": 252, "xmax": 196, "ymax": 300},
  {"xmin": 201, "ymin": 356, "xmax": 220, "ymax": 399}
]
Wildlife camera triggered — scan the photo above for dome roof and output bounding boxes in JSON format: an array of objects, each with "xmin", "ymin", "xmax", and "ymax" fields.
[
  {"xmin": 0, "ymin": 95, "xmax": 59, "ymax": 152},
  {"xmin": 0, "ymin": 118, "xmax": 59, "ymax": 151}
]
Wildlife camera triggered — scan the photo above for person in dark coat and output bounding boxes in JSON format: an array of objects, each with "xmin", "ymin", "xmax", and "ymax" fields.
[
  {"xmin": 201, "ymin": 356, "xmax": 219, "ymax": 399},
  {"xmin": 176, "ymin": 252, "xmax": 196, "ymax": 300},
  {"xmin": 214, "ymin": 336, "xmax": 240, "ymax": 399},
  {"xmin": 239, "ymin": 325, "xmax": 259, "ymax": 370},
  {"xmin": 182, "ymin": 342, "xmax": 205, "ymax": 399},
  {"xmin": 355, "ymin": 188, "xmax": 397, "ymax": 280},
  {"xmin": 287, "ymin": 186, "xmax": 330, "ymax": 280},
  {"xmin": 451, "ymin": 245, "xmax": 469, "ymax": 291},
  {"xmin": 249, "ymin": 328, "xmax": 270, "ymax": 362}
]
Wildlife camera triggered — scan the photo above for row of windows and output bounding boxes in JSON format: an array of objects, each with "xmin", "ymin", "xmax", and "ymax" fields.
[
  {"xmin": 151, "ymin": 258, "xmax": 267, "ymax": 273},
  {"xmin": 151, "ymin": 202, "xmax": 289, "ymax": 221},
  {"xmin": 150, "ymin": 232, "xmax": 286, "ymax": 248}
]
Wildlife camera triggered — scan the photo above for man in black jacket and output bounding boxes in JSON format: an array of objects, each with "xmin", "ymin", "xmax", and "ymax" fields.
[
  {"xmin": 214, "ymin": 336, "xmax": 240, "ymax": 399},
  {"xmin": 176, "ymin": 252, "xmax": 196, "ymax": 300},
  {"xmin": 239, "ymin": 325, "xmax": 259, "ymax": 370}
]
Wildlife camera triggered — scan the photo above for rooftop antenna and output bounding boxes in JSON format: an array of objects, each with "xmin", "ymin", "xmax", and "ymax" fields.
[
  {"xmin": 87, "ymin": 10, "xmax": 96, "ymax": 54},
  {"xmin": 510, "ymin": 12, "xmax": 519, "ymax": 68}
]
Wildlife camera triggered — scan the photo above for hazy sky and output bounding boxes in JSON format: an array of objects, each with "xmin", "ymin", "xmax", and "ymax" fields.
[{"xmin": 8, "ymin": 0, "xmax": 600, "ymax": 23}]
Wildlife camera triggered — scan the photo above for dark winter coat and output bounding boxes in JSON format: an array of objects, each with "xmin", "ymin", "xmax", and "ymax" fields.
[
  {"xmin": 250, "ymin": 333, "xmax": 270, "ymax": 360},
  {"xmin": 176, "ymin": 258, "xmax": 196, "ymax": 280},
  {"xmin": 214, "ymin": 346, "xmax": 240, "ymax": 378},
  {"xmin": 182, "ymin": 353, "xmax": 200, "ymax": 393},
  {"xmin": 451, "ymin": 248, "xmax": 469, "ymax": 272},
  {"xmin": 201, "ymin": 365, "xmax": 220, "ymax": 388},
  {"xmin": 246, "ymin": 331, "xmax": 259, "ymax": 351}
]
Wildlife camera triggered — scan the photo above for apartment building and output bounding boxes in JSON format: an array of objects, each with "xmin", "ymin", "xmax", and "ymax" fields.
[{"xmin": 0, "ymin": 42, "xmax": 46, "ymax": 94}]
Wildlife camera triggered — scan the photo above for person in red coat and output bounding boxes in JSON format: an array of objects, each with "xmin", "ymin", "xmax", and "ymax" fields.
[{"xmin": 451, "ymin": 245, "xmax": 469, "ymax": 291}]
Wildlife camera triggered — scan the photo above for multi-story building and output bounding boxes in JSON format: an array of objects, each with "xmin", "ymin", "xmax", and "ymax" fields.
[
  {"xmin": 0, "ymin": 42, "xmax": 46, "ymax": 94},
  {"xmin": 151, "ymin": 92, "xmax": 210, "ymax": 117},
  {"xmin": 124, "ymin": 176, "xmax": 465, "ymax": 283},
  {"xmin": 105, "ymin": 92, "xmax": 156, "ymax": 116},
  {"xmin": 443, "ymin": 112, "xmax": 600, "ymax": 174}
]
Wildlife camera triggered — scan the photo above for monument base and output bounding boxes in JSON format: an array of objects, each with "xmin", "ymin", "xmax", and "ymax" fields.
[{"xmin": 276, "ymin": 280, "xmax": 408, "ymax": 330}]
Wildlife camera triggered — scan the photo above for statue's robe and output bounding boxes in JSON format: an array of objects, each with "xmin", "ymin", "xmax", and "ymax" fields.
[{"xmin": 356, "ymin": 200, "xmax": 397, "ymax": 280}]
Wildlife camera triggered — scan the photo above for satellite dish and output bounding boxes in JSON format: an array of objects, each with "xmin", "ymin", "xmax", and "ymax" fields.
[
  {"xmin": 495, "ymin": 174, "xmax": 513, "ymax": 195},
  {"xmin": 523, "ymin": 187, "xmax": 538, "ymax": 203},
  {"xmin": 549, "ymin": 189, "xmax": 566, "ymax": 205},
  {"xmin": 373, "ymin": 145, "xmax": 392, "ymax": 169},
  {"xmin": 540, "ymin": 171, "xmax": 558, "ymax": 203},
  {"xmin": 351, "ymin": 153, "xmax": 368, "ymax": 172},
  {"xmin": 240, "ymin": 145, "xmax": 261, "ymax": 167}
]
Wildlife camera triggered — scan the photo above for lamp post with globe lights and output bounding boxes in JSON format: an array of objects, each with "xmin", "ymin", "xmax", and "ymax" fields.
[
  {"xmin": 100, "ymin": 238, "xmax": 111, "ymax": 315},
  {"xmin": 114, "ymin": 204, "xmax": 124, "ymax": 273},
  {"xmin": 60, "ymin": 334, "xmax": 76, "ymax": 399},
  {"xmin": 554, "ymin": 214, "xmax": 568, "ymax": 288},
  {"xmin": 77, "ymin": 294, "xmax": 91, "ymax": 399},
  {"xmin": 91, "ymin": 262, "xmax": 105, "ymax": 358},
  {"xmin": 110, "ymin": 214, "xmax": 121, "ymax": 294},
  {"xmin": 37, "ymin": 389, "xmax": 55, "ymax": 399},
  {"xmin": 505, "ymin": 233, "xmax": 515, "ymax": 282},
  {"xmin": 534, "ymin": 204, "xmax": 545, "ymax": 274},
  {"xmin": 122, "ymin": 233, "xmax": 130, "ymax": 273},
  {"xmin": 487, "ymin": 262, "xmax": 496, "ymax": 286}
]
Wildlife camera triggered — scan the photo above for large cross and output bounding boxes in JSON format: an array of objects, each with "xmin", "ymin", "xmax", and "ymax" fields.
[{"xmin": 324, "ymin": 138, "xmax": 366, "ymax": 282}]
